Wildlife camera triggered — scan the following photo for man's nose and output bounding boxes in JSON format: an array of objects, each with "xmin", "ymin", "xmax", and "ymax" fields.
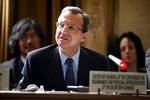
[
  {"xmin": 61, "ymin": 26, "xmax": 70, "ymax": 33},
  {"xmin": 26, "ymin": 37, "xmax": 32, "ymax": 44}
]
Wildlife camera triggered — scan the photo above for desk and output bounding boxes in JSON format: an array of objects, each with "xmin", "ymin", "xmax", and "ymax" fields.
[{"xmin": 0, "ymin": 91, "xmax": 149, "ymax": 100}]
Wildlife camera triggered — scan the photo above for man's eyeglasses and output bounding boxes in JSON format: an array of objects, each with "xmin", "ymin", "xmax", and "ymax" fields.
[
  {"xmin": 20, "ymin": 32, "xmax": 38, "ymax": 41},
  {"xmin": 56, "ymin": 22, "xmax": 82, "ymax": 32}
]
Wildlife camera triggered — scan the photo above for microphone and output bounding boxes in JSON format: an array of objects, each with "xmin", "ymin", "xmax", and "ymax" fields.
[
  {"xmin": 108, "ymin": 54, "xmax": 128, "ymax": 71},
  {"xmin": 145, "ymin": 48, "xmax": 150, "ymax": 89}
]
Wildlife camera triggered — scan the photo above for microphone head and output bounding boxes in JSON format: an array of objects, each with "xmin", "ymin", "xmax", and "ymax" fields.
[{"xmin": 119, "ymin": 60, "xmax": 128, "ymax": 70}]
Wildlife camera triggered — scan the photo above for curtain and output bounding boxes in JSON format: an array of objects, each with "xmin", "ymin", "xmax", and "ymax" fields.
[{"xmin": 0, "ymin": 0, "xmax": 10, "ymax": 62}]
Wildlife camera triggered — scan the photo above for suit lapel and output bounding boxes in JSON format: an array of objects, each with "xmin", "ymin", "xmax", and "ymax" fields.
[
  {"xmin": 14, "ymin": 57, "xmax": 24, "ymax": 82},
  {"xmin": 77, "ymin": 48, "xmax": 90, "ymax": 86},
  {"xmin": 50, "ymin": 47, "xmax": 65, "ymax": 84}
]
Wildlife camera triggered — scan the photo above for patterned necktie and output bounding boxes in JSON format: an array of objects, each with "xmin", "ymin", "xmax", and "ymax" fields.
[{"xmin": 65, "ymin": 58, "xmax": 75, "ymax": 85}]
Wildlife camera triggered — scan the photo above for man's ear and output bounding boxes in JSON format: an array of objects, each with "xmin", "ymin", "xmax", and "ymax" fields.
[{"xmin": 81, "ymin": 32, "xmax": 89, "ymax": 42}]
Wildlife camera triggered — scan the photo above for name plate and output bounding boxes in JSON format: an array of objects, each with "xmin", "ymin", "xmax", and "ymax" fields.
[
  {"xmin": 89, "ymin": 71, "xmax": 147, "ymax": 94},
  {"xmin": 0, "ymin": 68, "xmax": 10, "ymax": 90}
]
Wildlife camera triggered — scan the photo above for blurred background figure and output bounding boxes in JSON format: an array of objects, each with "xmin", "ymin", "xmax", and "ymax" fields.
[
  {"xmin": 110, "ymin": 32, "xmax": 145, "ymax": 72},
  {"xmin": 0, "ymin": 18, "xmax": 47, "ymax": 89},
  {"xmin": 146, "ymin": 48, "xmax": 150, "ymax": 89}
]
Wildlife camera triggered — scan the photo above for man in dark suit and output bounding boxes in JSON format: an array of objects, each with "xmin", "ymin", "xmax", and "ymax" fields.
[
  {"xmin": 18, "ymin": 6, "xmax": 108, "ymax": 91},
  {"xmin": 0, "ymin": 18, "xmax": 46, "ymax": 89}
]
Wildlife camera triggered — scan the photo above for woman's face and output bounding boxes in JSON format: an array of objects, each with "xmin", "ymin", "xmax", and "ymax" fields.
[{"xmin": 120, "ymin": 37, "xmax": 137, "ymax": 64}]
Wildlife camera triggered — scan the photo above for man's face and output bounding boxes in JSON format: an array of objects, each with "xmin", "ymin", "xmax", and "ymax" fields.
[
  {"xmin": 55, "ymin": 11, "xmax": 88, "ymax": 50},
  {"xmin": 19, "ymin": 27, "xmax": 41, "ymax": 56}
]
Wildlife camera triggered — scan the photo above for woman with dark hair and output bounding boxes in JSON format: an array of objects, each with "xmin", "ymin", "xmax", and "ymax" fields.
[
  {"xmin": 115, "ymin": 32, "xmax": 145, "ymax": 72},
  {"xmin": 0, "ymin": 18, "xmax": 46, "ymax": 89}
]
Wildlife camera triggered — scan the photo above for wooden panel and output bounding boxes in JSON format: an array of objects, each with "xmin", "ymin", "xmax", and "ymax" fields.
[
  {"xmin": 17, "ymin": 0, "xmax": 47, "ymax": 40},
  {"xmin": 80, "ymin": 0, "xmax": 113, "ymax": 54},
  {"xmin": 114, "ymin": 0, "xmax": 150, "ymax": 50}
]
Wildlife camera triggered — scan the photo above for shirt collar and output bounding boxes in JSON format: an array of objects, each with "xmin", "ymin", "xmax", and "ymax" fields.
[{"xmin": 59, "ymin": 47, "xmax": 80, "ymax": 67}]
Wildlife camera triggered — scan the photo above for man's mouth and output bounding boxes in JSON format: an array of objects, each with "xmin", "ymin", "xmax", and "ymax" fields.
[
  {"xmin": 25, "ymin": 45, "xmax": 35, "ymax": 50},
  {"xmin": 59, "ymin": 36, "xmax": 68, "ymax": 40}
]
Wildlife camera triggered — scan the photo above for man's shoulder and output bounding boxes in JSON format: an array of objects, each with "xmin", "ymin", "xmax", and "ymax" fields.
[
  {"xmin": 80, "ymin": 46, "xmax": 106, "ymax": 58},
  {"xmin": 29, "ymin": 44, "xmax": 58, "ymax": 55},
  {"xmin": 80, "ymin": 46, "xmax": 108, "ymax": 70},
  {"xmin": 27, "ymin": 44, "xmax": 58, "ymax": 59}
]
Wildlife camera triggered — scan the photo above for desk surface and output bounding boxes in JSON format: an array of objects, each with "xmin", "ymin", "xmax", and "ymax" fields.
[{"xmin": 0, "ymin": 91, "xmax": 150, "ymax": 100}]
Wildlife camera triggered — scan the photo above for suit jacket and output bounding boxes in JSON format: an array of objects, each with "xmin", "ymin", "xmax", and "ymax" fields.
[
  {"xmin": 0, "ymin": 57, "xmax": 24, "ymax": 89},
  {"xmin": 19, "ymin": 44, "xmax": 108, "ymax": 91}
]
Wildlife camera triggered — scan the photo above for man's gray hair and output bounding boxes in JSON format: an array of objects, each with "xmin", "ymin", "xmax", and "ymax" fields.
[{"xmin": 59, "ymin": 6, "xmax": 90, "ymax": 33}]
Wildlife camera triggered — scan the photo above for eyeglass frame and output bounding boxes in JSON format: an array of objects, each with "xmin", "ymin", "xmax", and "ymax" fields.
[{"xmin": 56, "ymin": 22, "xmax": 83, "ymax": 32}]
